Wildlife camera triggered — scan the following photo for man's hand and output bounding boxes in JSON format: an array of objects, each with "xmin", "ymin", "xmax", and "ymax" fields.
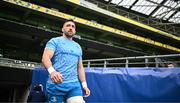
[
  {"xmin": 83, "ymin": 87, "xmax": 90, "ymax": 97},
  {"xmin": 50, "ymin": 71, "xmax": 63, "ymax": 84}
]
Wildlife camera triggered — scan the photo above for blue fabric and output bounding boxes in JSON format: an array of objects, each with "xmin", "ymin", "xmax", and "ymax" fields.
[
  {"xmin": 47, "ymin": 81, "xmax": 83, "ymax": 103},
  {"xmin": 45, "ymin": 36, "xmax": 82, "ymax": 83},
  {"xmin": 47, "ymin": 93, "xmax": 64, "ymax": 103},
  {"xmin": 31, "ymin": 68, "xmax": 180, "ymax": 103},
  {"xmin": 85, "ymin": 68, "xmax": 180, "ymax": 103},
  {"xmin": 28, "ymin": 68, "xmax": 48, "ymax": 102},
  {"xmin": 31, "ymin": 68, "xmax": 48, "ymax": 94}
]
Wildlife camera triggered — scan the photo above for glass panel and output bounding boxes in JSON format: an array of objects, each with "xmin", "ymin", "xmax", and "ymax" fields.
[
  {"xmin": 152, "ymin": 7, "xmax": 169, "ymax": 18},
  {"xmin": 164, "ymin": 0, "xmax": 178, "ymax": 8},
  {"xmin": 169, "ymin": 12, "xmax": 180, "ymax": 23},
  {"xmin": 151, "ymin": 0, "xmax": 163, "ymax": 3},
  {"xmin": 118, "ymin": 0, "xmax": 136, "ymax": 8},
  {"xmin": 131, "ymin": 0, "xmax": 157, "ymax": 15}
]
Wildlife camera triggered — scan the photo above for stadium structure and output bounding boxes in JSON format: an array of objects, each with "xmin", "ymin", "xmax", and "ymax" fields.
[{"xmin": 0, "ymin": 0, "xmax": 180, "ymax": 102}]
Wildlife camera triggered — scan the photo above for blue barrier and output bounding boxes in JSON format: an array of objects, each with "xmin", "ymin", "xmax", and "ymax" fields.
[
  {"xmin": 31, "ymin": 68, "xmax": 180, "ymax": 103},
  {"xmin": 31, "ymin": 68, "xmax": 48, "ymax": 94}
]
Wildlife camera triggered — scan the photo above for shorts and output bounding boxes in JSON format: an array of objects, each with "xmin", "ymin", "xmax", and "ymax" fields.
[{"xmin": 47, "ymin": 81, "xmax": 83, "ymax": 103}]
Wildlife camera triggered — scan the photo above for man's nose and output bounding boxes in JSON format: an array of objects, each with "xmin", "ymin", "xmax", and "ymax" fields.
[
  {"xmin": 69, "ymin": 28, "xmax": 72, "ymax": 31},
  {"xmin": 69, "ymin": 27, "xmax": 73, "ymax": 30}
]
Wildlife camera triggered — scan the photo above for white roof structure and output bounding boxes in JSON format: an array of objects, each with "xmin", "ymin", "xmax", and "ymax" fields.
[{"xmin": 104, "ymin": 0, "xmax": 180, "ymax": 23}]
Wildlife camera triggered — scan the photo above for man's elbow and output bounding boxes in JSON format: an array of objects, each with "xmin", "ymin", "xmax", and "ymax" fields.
[
  {"xmin": 41, "ymin": 59, "xmax": 44, "ymax": 64},
  {"xmin": 41, "ymin": 56, "xmax": 45, "ymax": 64}
]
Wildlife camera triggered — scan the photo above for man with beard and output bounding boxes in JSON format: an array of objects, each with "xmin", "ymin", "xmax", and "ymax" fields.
[{"xmin": 42, "ymin": 19, "xmax": 90, "ymax": 103}]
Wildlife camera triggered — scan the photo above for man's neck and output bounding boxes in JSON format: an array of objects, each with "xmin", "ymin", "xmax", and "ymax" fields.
[{"xmin": 63, "ymin": 34, "xmax": 73, "ymax": 40}]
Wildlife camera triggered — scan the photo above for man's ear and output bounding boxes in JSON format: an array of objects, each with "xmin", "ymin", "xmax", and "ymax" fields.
[{"xmin": 62, "ymin": 28, "xmax": 64, "ymax": 32}]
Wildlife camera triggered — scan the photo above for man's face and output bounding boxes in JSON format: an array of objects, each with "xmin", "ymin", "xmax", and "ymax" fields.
[
  {"xmin": 62, "ymin": 21, "xmax": 76, "ymax": 38},
  {"xmin": 168, "ymin": 64, "xmax": 174, "ymax": 68}
]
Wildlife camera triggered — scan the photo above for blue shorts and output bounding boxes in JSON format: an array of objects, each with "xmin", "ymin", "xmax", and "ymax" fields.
[{"xmin": 47, "ymin": 81, "xmax": 83, "ymax": 103}]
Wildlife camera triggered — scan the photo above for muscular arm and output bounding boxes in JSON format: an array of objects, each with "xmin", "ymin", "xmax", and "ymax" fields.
[
  {"xmin": 78, "ymin": 60, "xmax": 90, "ymax": 97},
  {"xmin": 42, "ymin": 48, "xmax": 63, "ymax": 83},
  {"xmin": 41, "ymin": 49, "xmax": 54, "ymax": 69},
  {"xmin": 78, "ymin": 60, "xmax": 86, "ymax": 83}
]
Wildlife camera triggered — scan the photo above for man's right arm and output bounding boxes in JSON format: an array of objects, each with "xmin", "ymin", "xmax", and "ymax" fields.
[
  {"xmin": 42, "ymin": 49, "xmax": 63, "ymax": 83},
  {"xmin": 42, "ymin": 49, "xmax": 54, "ymax": 70}
]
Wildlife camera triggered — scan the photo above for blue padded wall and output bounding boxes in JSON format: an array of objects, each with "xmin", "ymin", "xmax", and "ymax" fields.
[
  {"xmin": 31, "ymin": 68, "xmax": 180, "ymax": 103},
  {"xmin": 31, "ymin": 68, "xmax": 48, "ymax": 94}
]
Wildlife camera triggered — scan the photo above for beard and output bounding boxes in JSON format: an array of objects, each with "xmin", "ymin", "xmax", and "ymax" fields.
[{"xmin": 64, "ymin": 31, "xmax": 75, "ymax": 38}]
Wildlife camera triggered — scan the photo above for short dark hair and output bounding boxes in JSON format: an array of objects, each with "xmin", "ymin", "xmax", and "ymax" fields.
[
  {"xmin": 168, "ymin": 63, "xmax": 177, "ymax": 67},
  {"xmin": 64, "ymin": 19, "xmax": 75, "ymax": 25}
]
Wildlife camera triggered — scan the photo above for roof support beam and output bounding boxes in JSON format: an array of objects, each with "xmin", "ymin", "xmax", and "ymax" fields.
[
  {"xmin": 148, "ymin": 0, "xmax": 168, "ymax": 17},
  {"xmin": 166, "ymin": 10, "xmax": 179, "ymax": 21},
  {"xmin": 129, "ymin": 0, "xmax": 139, "ymax": 9},
  {"xmin": 3, "ymin": 0, "xmax": 180, "ymax": 52}
]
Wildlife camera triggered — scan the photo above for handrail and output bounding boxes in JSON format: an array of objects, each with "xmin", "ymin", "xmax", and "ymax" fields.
[
  {"xmin": 83, "ymin": 54, "xmax": 180, "ymax": 68},
  {"xmin": 83, "ymin": 54, "xmax": 180, "ymax": 62},
  {"xmin": 0, "ymin": 54, "xmax": 179, "ymax": 69}
]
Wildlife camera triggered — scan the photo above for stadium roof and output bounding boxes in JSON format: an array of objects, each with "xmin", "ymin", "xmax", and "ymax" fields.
[
  {"xmin": 103, "ymin": 0, "xmax": 180, "ymax": 23},
  {"xmin": 1, "ymin": 0, "xmax": 180, "ymax": 60}
]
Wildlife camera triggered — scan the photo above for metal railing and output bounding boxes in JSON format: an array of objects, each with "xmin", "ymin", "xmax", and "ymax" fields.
[
  {"xmin": 0, "ymin": 54, "xmax": 179, "ymax": 69},
  {"xmin": 0, "ymin": 57, "xmax": 42, "ymax": 69},
  {"xmin": 83, "ymin": 54, "xmax": 180, "ymax": 68}
]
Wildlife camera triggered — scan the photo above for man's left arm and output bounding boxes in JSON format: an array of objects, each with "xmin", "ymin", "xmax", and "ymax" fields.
[{"xmin": 78, "ymin": 60, "xmax": 90, "ymax": 97}]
